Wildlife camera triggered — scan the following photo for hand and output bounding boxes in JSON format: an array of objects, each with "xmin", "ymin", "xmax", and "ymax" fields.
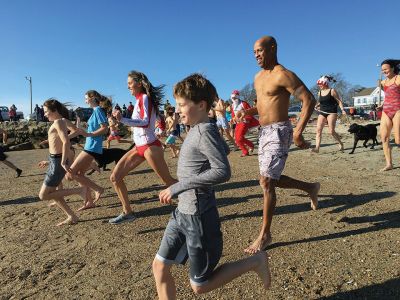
[
  {"xmin": 39, "ymin": 140, "xmax": 49, "ymax": 146},
  {"xmin": 38, "ymin": 161, "xmax": 49, "ymax": 168},
  {"xmin": 293, "ymin": 131, "xmax": 310, "ymax": 149},
  {"xmin": 159, "ymin": 188, "xmax": 173, "ymax": 204},
  {"xmin": 112, "ymin": 109, "xmax": 122, "ymax": 121},
  {"xmin": 61, "ymin": 160, "xmax": 72, "ymax": 173},
  {"xmin": 341, "ymin": 110, "xmax": 347, "ymax": 115}
]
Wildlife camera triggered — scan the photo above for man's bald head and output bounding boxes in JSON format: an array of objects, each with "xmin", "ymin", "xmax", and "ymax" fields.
[
  {"xmin": 256, "ymin": 36, "xmax": 277, "ymax": 53},
  {"xmin": 254, "ymin": 36, "xmax": 278, "ymax": 69}
]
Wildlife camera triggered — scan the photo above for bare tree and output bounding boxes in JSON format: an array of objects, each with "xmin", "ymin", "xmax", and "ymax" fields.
[{"xmin": 239, "ymin": 83, "xmax": 257, "ymax": 105}]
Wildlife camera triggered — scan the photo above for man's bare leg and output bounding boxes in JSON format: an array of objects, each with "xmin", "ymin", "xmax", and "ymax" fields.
[
  {"xmin": 245, "ymin": 175, "xmax": 320, "ymax": 254},
  {"xmin": 245, "ymin": 177, "xmax": 276, "ymax": 254}
]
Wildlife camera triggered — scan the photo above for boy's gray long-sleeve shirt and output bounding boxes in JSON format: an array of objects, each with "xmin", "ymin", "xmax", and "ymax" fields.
[{"xmin": 169, "ymin": 122, "xmax": 231, "ymax": 215}]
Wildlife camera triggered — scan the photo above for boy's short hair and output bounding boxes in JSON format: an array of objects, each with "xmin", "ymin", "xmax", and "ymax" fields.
[{"xmin": 173, "ymin": 73, "xmax": 218, "ymax": 110}]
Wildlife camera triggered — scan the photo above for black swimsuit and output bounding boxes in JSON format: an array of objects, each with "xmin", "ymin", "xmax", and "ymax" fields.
[{"xmin": 318, "ymin": 89, "xmax": 338, "ymax": 118}]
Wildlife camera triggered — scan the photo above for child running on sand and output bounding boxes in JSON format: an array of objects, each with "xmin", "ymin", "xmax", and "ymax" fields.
[
  {"xmin": 38, "ymin": 99, "xmax": 88, "ymax": 226},
  {"xmin": 105, "ymin": 116, "xmax": 130, "ymax": 149},
  {"xmin": 108, "ymin": 70, "xmax": 176, "ymax": 224},
  {"xmin": 165, "ymin": 107, "xmax": 180, "ymax": 158},
  {"xmin": 153, "ymin": 74, "xmax": 271, "ymax": 299},
  {"xmin": 67, "ymin": 90, "xmax": 110, "ymax": 210},
  {"xmin": 0, "ymin": 146, "xmax": 22, "ymax": 177}
]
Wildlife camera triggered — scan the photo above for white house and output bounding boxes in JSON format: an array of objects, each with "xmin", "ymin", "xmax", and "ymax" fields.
[{"xmin": 352, "ymin": 87, "xmax": 385, "ymax": 108}]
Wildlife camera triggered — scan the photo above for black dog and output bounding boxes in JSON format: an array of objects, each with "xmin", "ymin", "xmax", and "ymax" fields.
[
  {"xmin": 87, "ymin": 143, "xmax": 135, "ymax": 175},
  {"xmin": 348, "ymin": 123, "xmax": 380, "ymax": 154}
]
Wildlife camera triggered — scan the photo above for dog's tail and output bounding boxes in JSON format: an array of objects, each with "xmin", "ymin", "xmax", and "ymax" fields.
[{"xmin": 372, "ymin": 123, "xmax": 380, "ymax": 127}]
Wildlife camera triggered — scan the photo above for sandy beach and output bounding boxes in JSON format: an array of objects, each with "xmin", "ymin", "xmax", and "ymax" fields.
[{"xmin": 1, "ymin": 123, "xmax": 399, "ymax": 299}]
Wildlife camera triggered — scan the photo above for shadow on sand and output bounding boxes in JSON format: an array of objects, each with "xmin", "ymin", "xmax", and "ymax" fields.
[
  {"xmin": 320, "ymin": 277, "xmax": 400, "ymax": 300},
  {"xmin": 0, "ymin": 196, "xmax": 39, "ymax": 206}
]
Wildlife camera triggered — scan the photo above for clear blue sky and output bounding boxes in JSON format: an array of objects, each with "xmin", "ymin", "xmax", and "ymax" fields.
[{"xmin": 1, "ymin": 0, "xmax": 398, "ymax": 117}]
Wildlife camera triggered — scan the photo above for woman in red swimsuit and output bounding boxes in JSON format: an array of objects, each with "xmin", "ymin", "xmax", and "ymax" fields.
[{"xmin": 379, "ymin": 59, "xmax": 400, "ymax": 171}]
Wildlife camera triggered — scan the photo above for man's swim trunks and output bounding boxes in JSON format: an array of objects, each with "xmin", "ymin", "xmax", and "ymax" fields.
[{"xmin": 258, "ymin": 120, "xmax": 293, "ymax": 180}]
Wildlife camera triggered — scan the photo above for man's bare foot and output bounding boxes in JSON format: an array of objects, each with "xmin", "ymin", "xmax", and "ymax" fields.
[
  {"xmin": 57, "ymin": 216, "xmax": 78, "ymax": 226},
  {"xmin": 93, "ymin": 188, "xmax": 104, "ymax": 203},
  {"xmin": 380, "ymin": 165, "xmax": 393, "ymax": 172},
  {"xmin": 309, "ymin": 182, "xmax": 320, "ymax": 211},
  {"xmin": 310, "ymin": 148, "xmax": 319, "ymax": 153},
  {"xmin": 244, "ymin": 234, "xmax": 272, "ymax": 254},
  {"xmin": 249, "ymin": 147, "xmax": 254, "ymax": 154},
  {"xmin": 254, "ymin": 251, "xmax": 271, "ymax": 289},
  {"xmin": 48, "ymin": 201, "xmax": 57, "ymax": 208}
]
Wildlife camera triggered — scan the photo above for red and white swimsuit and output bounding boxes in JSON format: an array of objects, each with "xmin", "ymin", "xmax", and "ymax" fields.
[{"xmin": 120, "ymin": 93, "xmax": 157, "ymax": 146}]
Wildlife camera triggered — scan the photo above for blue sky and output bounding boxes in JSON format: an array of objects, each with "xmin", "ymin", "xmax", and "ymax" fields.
[{"xmin": 1, "ymin": 0, "xmax": 398, "ymax": 117}]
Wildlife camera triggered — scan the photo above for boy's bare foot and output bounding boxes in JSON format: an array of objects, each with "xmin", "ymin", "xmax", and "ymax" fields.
[
  {"xmin": 310, "ymin": 148, "xmax": 319, "ymax": 153},
  {"xmin": 309, "ymin": 182, "xmax": 320, "ymax": 211},
  {"xmin": 254, "ymin": 251, "xmax": 271, "ymax": 289},
  {"xmin": 93, "ymin": 188, "xmax": 104, "ymax": 203},
  {"xmin": 57, "ymin": 216, "xmax": 78, "ymax": 226},
  {"xmin": 380, "ymin": 165, "xmax": 393, "ymax": 172},
  {"xmin": 244, "ymin": 234, "xmax": 272, "ymax": 254}
]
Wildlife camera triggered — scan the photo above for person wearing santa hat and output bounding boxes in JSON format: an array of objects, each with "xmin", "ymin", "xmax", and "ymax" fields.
[{"xmin": 230, "ymin": 90, "xmax": 259, "ymax": 156}]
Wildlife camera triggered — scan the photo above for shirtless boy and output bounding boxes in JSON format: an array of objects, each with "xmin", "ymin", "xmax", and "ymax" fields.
[
  {"xmin": 236, "ymin": 36, "xmax": 320, "ymax": 253},
  {"xmin": 214, "ymin": 98, "xmax": 237, "ymax": 148},
  {"xmin": 165, "ymin": 108, "xmax": 180, "ymax": 158},
  {"xmin": 38, "ymin": 99, "xmax": 87, "ymax": 226}
]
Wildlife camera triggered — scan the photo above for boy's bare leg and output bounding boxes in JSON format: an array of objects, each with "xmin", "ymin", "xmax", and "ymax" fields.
[
  {"xmin": 190, "ymin": 251, "xmax": 271, "ymax": 294},
  {"xmin": 245, "ymin": 176, "xmax": 319, "ymax": 254},
  {"xmin": 224, "ymin": 129, "xmax": 237, "ymax": 149},
  {"xmin": 53, "ymin": 196, "xmax": 78, "ymax": 226},
  {"xmin": 152, "ymin": 260, "xmax": 177, "ymax": 300}
]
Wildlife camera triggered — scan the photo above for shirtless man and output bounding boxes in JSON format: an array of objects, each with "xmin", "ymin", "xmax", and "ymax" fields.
[
  {"xmin": 0, "ymin": 128, "xmax": 7, "ymax": 144},
  {"xmin": 237, "ymin": 36, "xmax": 320, "ymax": 253},
  {"xmin": 38, "ymin": 99, "xmax": 87, "ymax": 226},
  {"xmin": 214, "ymin": 98, "xmax": 237, "ymax": 148}
]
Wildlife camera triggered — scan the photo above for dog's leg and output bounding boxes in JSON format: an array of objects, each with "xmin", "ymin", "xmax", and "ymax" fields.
[
  {"xmin": 349, "ymin": 138, "xmax": 358, "ymax": 154},
  {"xmin": 363, "ymin": 139, "xmax": 368, "ymax": 148}
]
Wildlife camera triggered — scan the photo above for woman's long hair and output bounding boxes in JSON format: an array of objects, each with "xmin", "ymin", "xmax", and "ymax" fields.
[
  {"xmin": 43, "ymin": 98, "xmax": 70, "ymax": 119},
  {"xmin": 128, "ymin": 70, "xmax": 164, "ymax": 116},
  {"xmin": 85, "ymin": 90, "xmax": 113, "ymax": 115},
  {"xmin": 381, "ymin": 59, "xmax": 400, "ymax": 75}
]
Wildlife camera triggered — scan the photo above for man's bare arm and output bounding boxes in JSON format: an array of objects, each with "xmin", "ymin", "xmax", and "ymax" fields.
[{"xmin": 292, "ymin": 85, "xmax": 316, "ymax": 134}]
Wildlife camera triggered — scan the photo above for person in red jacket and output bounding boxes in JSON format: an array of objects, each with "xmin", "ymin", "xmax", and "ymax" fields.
[{"xmin": 231, "ymin": 90, "xmax": 259, "ymax": 156}]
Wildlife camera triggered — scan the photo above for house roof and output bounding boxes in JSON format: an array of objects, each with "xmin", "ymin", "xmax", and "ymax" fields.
[{"xmin": 354, "ymin": 87, "xmax": 376, "ymax": 97}]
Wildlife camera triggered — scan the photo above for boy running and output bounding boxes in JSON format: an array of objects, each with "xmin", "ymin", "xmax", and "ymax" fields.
[{"xmin": 153, "ymin": 74, "xmax": 271, "ymax": 299}]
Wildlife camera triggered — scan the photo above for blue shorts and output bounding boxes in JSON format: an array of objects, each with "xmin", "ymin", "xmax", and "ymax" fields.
[
  {"xmin": 44, "ymin": 154, "xmax": 66, "ymax": 187},
  {"xmin": 216, "ymin": 117, "xmax": 229, "ymax": 129},
  {"xmin": 165, "ymin": 134, "xmax": 177, "ymax": 145},
  {"xmin": 155, "ymin": 207, "xmax": 223, "ymax": 286}
]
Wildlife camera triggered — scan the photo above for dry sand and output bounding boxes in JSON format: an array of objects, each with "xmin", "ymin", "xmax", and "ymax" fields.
[{"xmin": 1, "ymin": 123, "xmax": 399, "ymax": 299}]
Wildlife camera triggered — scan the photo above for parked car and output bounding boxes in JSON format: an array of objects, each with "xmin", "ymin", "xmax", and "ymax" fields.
[
  {"xmin": 288, "ymin": 105, "xmax": 302, "ymax": 118},
  {"xmin": 0, "ymin": 106, "xmax": 24, "ymax": 121}
]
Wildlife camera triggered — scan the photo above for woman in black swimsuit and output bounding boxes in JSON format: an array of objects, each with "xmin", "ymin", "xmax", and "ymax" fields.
[{"xmin": 312, "ymin": 75, "xmax": 346, "ymax": 153}]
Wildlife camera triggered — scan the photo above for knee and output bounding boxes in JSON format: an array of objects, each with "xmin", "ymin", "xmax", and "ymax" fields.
[
  {"xmin": 109, "ymin": 173, "xmax": 119, "ymax": 185},
  {"xmin": 152, "ymin": 258, "xmax": 168, "ymax": 278},
  {"xmin": 328, "ymin": 129, "xmax": 335, "ymax": 135},
  {"xmin": 381, "ymin": 134, "xmax": 390, "ymax": 143},
  {"xmin": 259, "ymin": 177, "xmax": 273, "ymax": 191}
]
